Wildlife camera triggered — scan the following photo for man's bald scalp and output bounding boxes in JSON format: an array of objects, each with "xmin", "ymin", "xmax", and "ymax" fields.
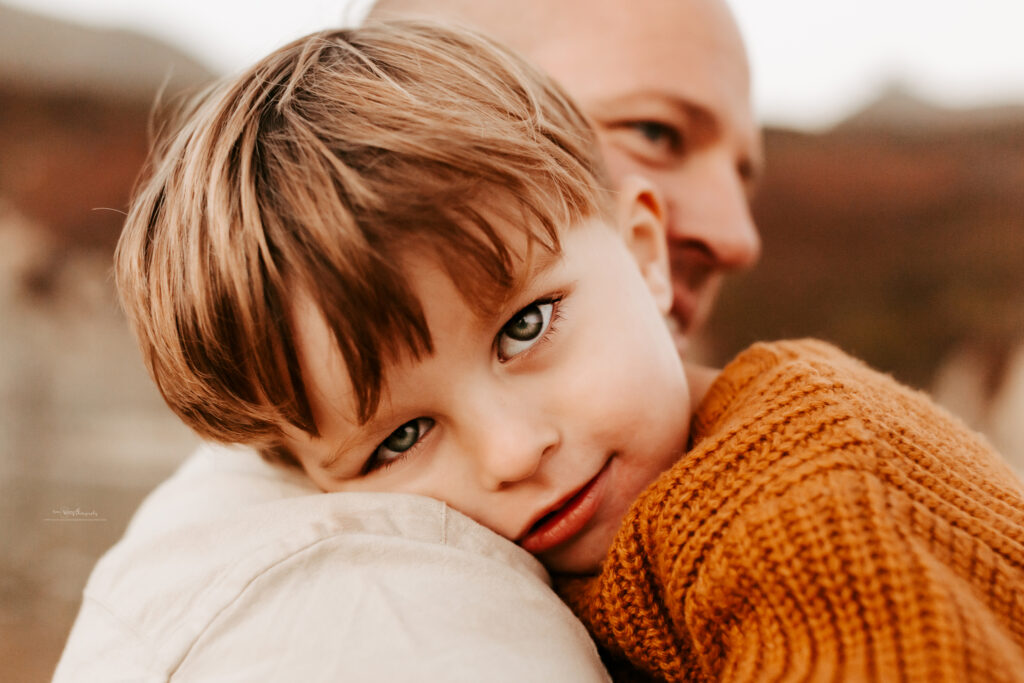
[{"xmin": 369, "ymin": 0, "xmax": 581, "ymax": 55}]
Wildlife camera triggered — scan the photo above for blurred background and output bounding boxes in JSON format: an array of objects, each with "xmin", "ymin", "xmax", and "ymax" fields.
[{"xmin": 1, "ymin": 0, "xmax": 1022, "ymax": 679}]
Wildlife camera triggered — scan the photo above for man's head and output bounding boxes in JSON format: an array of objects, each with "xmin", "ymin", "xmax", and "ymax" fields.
[
  {"xmin": 371, "ymin": 0, "xmax": 764, "ymax": 349},
  {"xmin": 118, "ymin": 22, "xmax": 691, "ymax": 573}
]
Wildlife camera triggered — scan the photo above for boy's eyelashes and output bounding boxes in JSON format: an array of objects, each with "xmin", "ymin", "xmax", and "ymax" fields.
[
  {"xmin": 496, "ymin": 297, "xmax": 563, "ymax": 362},
  {"xmin": 363, "ymin": 417, "xmax": 435, "ymax": 474}
]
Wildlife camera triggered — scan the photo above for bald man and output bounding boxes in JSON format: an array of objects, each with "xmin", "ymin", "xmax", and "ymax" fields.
[{"xmin": 372, "ymin": 0, "xmax": 763, "ymax": 352}]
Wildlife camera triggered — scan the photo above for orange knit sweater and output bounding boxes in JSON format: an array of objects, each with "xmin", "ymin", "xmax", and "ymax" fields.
[{"xmin": 558, "ymin": 340, "xmax": 1024, "ymax": 682}]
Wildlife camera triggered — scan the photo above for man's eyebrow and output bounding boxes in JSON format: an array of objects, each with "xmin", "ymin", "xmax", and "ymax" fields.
[
  {"xmin": 588, "ymin": 91, "xmax": 707, "ymax": 122},
  {"xmin": 590, "ymin": 92, "xmax": 733, "ymax": 151},
  {"xmin": 595, "ymin": 91, "xmax": 765, "ymax": 188}
]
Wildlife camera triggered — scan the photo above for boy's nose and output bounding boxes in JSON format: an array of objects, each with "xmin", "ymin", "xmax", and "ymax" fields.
[{"xmin": 464, "ymin": 395, "xmax": 560, "ymax": 491}]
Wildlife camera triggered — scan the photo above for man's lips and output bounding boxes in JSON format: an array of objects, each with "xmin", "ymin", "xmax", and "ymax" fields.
[{"xmin": 517, "ymin": 458, "xmax": 612, "ymax": 555}]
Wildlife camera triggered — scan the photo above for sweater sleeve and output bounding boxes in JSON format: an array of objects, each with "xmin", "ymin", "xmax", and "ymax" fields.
[
  {"xmin": 560, "ymin": 443, "xmax": 1024, "ymax": 682},
  {"xmin": 684, "ymin": 459, "xmax": 1024, "ymax": 682},
  {"xmin": 558, "ymin": 340, "xmax": 1024, "ymax": 683}
]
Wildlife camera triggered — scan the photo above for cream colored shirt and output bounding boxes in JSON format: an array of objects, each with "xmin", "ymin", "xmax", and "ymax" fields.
[{"xmin": 55, "ymin": 444, "xmax": 609, "ymax": 681}]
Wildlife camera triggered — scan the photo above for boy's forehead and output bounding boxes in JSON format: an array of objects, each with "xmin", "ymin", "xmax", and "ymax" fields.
[{"xmin": 400, "ymin": 233, "xmax": 565, "ymax": 311}]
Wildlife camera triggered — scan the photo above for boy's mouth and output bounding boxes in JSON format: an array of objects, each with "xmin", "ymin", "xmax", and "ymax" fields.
[{"xmin": 517, "ymin": 457, "xmax": 613, "ymax": 555}]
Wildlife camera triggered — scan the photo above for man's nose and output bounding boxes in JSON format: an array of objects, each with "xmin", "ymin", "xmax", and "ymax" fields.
[
  {"xmin": 461, "ymin": 390, "xmax": 560, "ymax": 491},
  {"xmin": 668, "ymin": 155, "xmax": 761, "ymax": 271}
]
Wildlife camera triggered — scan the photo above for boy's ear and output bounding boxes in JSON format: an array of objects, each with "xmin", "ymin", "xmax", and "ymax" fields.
[{"xmin": 615, "ymin": 175, "xmax": 672, "ymax": 315}]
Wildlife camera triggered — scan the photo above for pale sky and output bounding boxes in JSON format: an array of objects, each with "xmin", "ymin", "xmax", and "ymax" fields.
[{"xmin": 5, "ymin": 0, "xmax": 1024, "ymax": 130}]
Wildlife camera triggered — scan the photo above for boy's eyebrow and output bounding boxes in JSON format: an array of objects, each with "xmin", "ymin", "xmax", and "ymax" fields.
[{"xmin": 501, "ymin": 245, "xmax": 565, "ymax": 307}]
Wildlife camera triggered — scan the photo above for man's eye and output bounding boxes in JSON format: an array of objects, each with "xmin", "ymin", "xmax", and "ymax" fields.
[
  {"xmin": 367, "ymin": 417, "xmax": 434, "ymax": 472},
  {"xmin": 497, "ymin": 300, "xmax": 555, "ymax": 361},
  {"xmin": 624, "ymin": 121, "xmax": 685, "ymax": 157}
]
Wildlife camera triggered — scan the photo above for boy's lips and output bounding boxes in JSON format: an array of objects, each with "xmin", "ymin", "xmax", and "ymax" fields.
[{"xmin": 517, "ymin": 457, "xmax": 613, "ymax": 555}]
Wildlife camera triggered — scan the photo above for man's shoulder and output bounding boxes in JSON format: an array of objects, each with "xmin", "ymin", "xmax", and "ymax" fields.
[
  {"xmin": 123, "ymin": 442, "xmax": 318, "ymax": 539},
  {"xmin": 56, "ymin": 446, "xmax": 608, "ymax": 681}
]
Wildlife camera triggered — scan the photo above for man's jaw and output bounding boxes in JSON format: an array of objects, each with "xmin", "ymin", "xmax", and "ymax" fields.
[
  {"xmin": 670, "ymin": 273, "xmax": 724, "ymax": 356},
  {"xmin": 668, "ymin": 300, "xmax": 693, "ymax": 355},
  {"xmin": 668, "ymin": 243, "xmax": 721, "ymax": 349}
]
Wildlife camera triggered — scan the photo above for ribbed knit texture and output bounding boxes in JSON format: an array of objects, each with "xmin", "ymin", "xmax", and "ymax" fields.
[{"xmin": 558, "ymin": 339, "xmax": 1024, "ymax": 682}]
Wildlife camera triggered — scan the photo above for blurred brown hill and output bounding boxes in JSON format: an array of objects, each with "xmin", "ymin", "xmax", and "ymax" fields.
[
  {"xmin": 0, "ymin": 3, "xmax": 213, "ymax": 296},
  {"xmin": 708, "ymin": 87, "xmax": 1024, "ymax": 394},
  {"xmin": 0, "ymin": 9, "xmax": 211, "ymax": 679},
  {"xmin": 0, "ymin": 3, "xmax": 211, "ymax": 97}
]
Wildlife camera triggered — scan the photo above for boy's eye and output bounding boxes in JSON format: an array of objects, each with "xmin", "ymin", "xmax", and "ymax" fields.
[
  {"xmin": 497, "ymin": 300, "xmax": 555, "ymax": 361},
  {"xmin": 367, "ymin": 417, "xmax": 434, "ymax": 472}
]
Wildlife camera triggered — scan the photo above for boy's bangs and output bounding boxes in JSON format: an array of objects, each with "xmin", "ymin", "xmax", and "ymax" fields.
[{"xmin": 302, "ymin": 187, "xmax": 576, "ymax": 428}]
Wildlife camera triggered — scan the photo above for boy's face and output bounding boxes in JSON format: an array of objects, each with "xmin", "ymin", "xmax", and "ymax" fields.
[{"xmin": 285, "ymin": 189, "xmax": 691, "ymax": 574}]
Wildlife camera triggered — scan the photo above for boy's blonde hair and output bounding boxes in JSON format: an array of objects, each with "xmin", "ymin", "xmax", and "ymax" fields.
[{"xmin": 116, "ymin": 21, "xmax": 610, "ymax": 461}]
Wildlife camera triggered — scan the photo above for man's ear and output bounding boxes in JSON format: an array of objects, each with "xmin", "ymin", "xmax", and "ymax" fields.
[{"xmin": 615, "ymin": 175, "xmax": 672, "ymax": 315}]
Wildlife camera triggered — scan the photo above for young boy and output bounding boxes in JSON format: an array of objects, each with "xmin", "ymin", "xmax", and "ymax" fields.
[{"xmin": 100, "ymin": 21, "xmax": 1024, "ymax": 681}]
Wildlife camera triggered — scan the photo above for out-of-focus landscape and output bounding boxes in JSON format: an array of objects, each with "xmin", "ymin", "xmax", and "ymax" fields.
[
  {"xmin": 1, "ymin": 3, "xmax": 1022, "ymax": 680},
  {"xmin": 706, "ymin": 89, "xmax": 1024, "ymax": 451}
]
